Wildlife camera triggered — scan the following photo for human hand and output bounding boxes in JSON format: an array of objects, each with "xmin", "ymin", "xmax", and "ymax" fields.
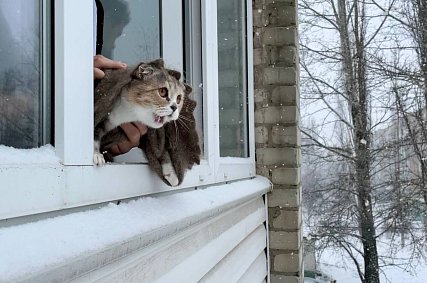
[
  {"xmin": 94, "ymin": 54, "xmax": 127, "ymax": 80},
  {"xmin": 109, "ymin": 122, "xmax": 148, "ymax": 156}
]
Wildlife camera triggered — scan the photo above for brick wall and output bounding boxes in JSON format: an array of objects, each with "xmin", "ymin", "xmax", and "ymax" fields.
[{"xmin": 252, "ymin": 0, "xmax": 302, "ymax": 282}]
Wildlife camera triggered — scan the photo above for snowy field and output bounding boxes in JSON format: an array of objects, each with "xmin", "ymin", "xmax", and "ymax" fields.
[{"xmin": 316, "ymin": 242, "xmax": 427, "ymax": 283}]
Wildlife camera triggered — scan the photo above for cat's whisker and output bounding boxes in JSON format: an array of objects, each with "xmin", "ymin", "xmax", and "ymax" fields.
[
  {"xmin": 177, "ymin": 119, "xmax": 188, "ymax": 130},
  {"xmin": 177, "ymin": 116, "xmax": 190, "ymax": 126},
  {"xmin": 173, "ymin": 120, "xmax": 179, "ymax": 143},
  {"xmin": 179, "ymin": 115, "xmax": 193, "ymax": 123},
  {"xmin": 177, "ymin": 119, "xmax": 190, "ymax": 133}
]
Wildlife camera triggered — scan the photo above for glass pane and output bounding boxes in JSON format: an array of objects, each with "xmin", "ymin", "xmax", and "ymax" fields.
[
  {"xmin": 0, "ymin": 0, "xmax": 48, "ymax": 148},
  {"xmin": 184, "ymin": 0, "xmax": 204, "ymax": 156},
  {"xmin": 217, "ymin": 0, "xmax": 248, "ymax": 157},
  {"xmin": 101, "ymin": 0, "xmax": 161, "ymax": 63}
]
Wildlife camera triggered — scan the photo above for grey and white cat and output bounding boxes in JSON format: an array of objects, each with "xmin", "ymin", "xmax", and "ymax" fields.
[{"xmin": 94, "ymin": 59, "xmax": 193, "ymax": 186}]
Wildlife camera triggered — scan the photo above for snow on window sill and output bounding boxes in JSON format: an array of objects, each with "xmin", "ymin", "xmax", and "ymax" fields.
[
  {"xmin": 0, "ymin": 176, "xmax": 271, "ymax": 282},
  {"xmin": 0, "ymin": 145, "xmax": 60, "ymax": 166}
]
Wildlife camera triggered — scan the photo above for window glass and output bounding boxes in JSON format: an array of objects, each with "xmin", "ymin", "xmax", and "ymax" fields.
[
  {"xmin": 0, "ymin": 0, "xmax": 50, "ymax": 148},
  {"xmin": 101, "ymin": 0, "xmax": 161, "ymax": 63},
  {"xmin": 217, "ymin": 0, "xmax": 249, "ymax": 158},
  {"xmin": 184, "ymin": 0, "xmax": 204, "ymax": 156}
]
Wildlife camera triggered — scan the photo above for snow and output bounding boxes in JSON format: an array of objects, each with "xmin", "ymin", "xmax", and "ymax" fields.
[
  {"xmin": 0, "ymin": 145, "xmax": 60, "ymax": 165},
  {"xmin": 0, "ymin": 177, "xmax": 270, "ymax": 281},
  {"xmin": 318, "ymin": 242, "xmax": 427, "ymax": 283}
]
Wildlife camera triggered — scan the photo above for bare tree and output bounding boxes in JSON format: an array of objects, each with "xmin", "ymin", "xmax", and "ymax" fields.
[
  {"xmin": 300, "ymin": 0, "xmax": 427, "ymax": 282},
  {"xmin": 368, "ymin": 0, "xmax": 427, "ymax": 234}
]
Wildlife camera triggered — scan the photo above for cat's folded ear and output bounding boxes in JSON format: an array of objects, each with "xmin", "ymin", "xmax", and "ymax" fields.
[
  {"xmin": 167, "ymin": 69, "xmax": 181, "ymax": 80},
  {"xmin": 132, "ymin": 63, "xmax": 154, "ymax": 79},
  {"xmin": 132, "ymin": 59, "xmax": 165, "ymax": 79},
  {"xmin": 149, "ymin": 58, "xmax": 165, "ymax": 69},
  {"xmin": 184, "ymin": 83, "xmax": 192, "ymax": 95}
]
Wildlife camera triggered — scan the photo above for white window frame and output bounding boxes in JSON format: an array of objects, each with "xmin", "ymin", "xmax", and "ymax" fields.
[{"xmin": 0, "ymin": 0, "xmax": 255, "ymax": 220}]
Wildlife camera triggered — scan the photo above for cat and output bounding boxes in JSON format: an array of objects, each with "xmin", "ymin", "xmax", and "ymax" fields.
[{"xmin": 94, "ymin": 59, "xmax": 200, "ymax": 186}]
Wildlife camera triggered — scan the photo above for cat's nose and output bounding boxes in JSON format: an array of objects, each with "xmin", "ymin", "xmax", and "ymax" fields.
[{"xmin": 170, "ymin": 104, "xmax": 177, "ymax": 112}]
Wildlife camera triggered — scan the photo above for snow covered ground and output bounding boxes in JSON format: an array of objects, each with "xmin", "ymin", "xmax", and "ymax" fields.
[{"xmin": 316, "ymin": 242, "xmax": 427, "ymax": 283}]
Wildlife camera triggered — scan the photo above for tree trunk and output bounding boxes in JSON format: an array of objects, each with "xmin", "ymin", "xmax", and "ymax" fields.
[
  {"xmin": 415, "ymin": 0, "xmax": 427, "ymax": 237},
  {"xmin": 337, "ymin": 1, "xmax": 380, "ymax": 282}
]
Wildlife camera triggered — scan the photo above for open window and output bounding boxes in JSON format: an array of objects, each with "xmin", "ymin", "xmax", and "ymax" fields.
[{"xmin": 0, "ymin": 0, "xmax": 255, "ymax": 221}]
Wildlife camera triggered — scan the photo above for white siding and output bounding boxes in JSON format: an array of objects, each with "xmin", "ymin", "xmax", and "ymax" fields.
[
  {"xmin": 74, "ymin": 198, "xmax": 267, "ymax": 283},
  {"xmin": 5, "ymin": 177, "xmax": 270, "ymax": 283},
  {"xmin": 200, "ymin": 225, "xmax": 267, "ymax": 282}
]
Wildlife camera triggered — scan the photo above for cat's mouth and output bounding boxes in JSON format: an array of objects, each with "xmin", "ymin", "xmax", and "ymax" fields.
[{"xmin": 153, "ymin": 114, "xmax": 164, "ymax": 125}]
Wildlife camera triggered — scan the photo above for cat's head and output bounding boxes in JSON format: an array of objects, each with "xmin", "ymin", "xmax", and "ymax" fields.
[{"xmin": 125, "ymin": 59, "xmax": 192, "ymax": 128}]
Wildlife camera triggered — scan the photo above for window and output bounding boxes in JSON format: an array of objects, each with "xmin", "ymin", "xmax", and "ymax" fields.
[
  {"xmin": 217, "ymin": 0, "xmax": 248, "ymax": 158},
  {"xmin": 99, "ymin": 0, "xmax": 163, "ymax": 163},
  {"xmin": 0, "ymin": 0, "xmax": 255, "ymax": 220},
  {"xmin": 184, "ymin": 0, "xmax": 204, "ymax": 154},
  {"xmin": 101, "ymin": 0, "xmax": 161, "ymax": 62},
  {"xmin": 0, "ymin": 0, "xmax": 51, "ymax": 148}
]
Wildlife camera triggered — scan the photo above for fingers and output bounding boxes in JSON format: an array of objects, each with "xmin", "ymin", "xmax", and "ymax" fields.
[
  {"xmin": 93, "ymin": 55, "xmax": 127, "ymax": 81},
  {"xmin": 132, "ymin": 122, "xmax": 148, "ymax": 135},
  {"xmin": 94, "ymin": 54, "xmax": 127, "ymax": 70},
  {"xmin": 109, "ymin": 123, "xmax": 148, "ymax": 156},
  {"xmin": 109, "ymin": 143, "xmax": 124, "ymax": 157},
  {"xmin": 121, "ymin": 123, "xmax": 146, "ymax": 145},
  {"xmin": 109, "ymin": 142, "xmax": 130, "ymax": 156},
  {"xmin": 94, "ymin": 67, "xmax": 105, "ymax": 80}
]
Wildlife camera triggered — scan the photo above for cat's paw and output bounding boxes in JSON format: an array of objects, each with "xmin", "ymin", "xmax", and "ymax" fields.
[
  {"xmin": 162, "ymin": 162, "xmax": 179, "ymax": 186},
  {"xmin": 93, "ymin": 152, "xmax": 106, "ymax": 166}
]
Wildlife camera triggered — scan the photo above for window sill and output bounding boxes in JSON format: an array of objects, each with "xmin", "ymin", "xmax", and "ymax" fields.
[
  {"xmin": 0, "ymin": 154, "xmax": 255, "ymax": 221},
  {"xmin": 0, "ymin": 176, "xmax": 271, "ymax": 282}
]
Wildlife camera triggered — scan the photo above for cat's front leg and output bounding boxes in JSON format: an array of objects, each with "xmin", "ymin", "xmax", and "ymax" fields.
[
  {"xmin": 161, "ymin": 152, "xmax": 179, "ymax": 186},
  {"xmin": 94, "ymin": 125, "xmax": 106, "ymax": 166},
  {"xmin": 93, "ymin": 140, "xmax": 106, "ymax": 166}
]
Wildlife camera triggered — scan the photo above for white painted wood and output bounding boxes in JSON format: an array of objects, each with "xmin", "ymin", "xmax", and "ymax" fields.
[
  {"xmin": 237, "ymin": 252, "xmax": 268, "ymax": 283},
  {"xmin": 199, "ymin": 225, "xmax": 267, "ymax": 283},
  {"xmin": 54, "ymin": 0, "xmax": 93, "ymax": 165}
]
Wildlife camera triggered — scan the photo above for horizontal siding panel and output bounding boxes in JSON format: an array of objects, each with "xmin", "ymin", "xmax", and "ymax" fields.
[
  {"xmin": 4, "ymin": 178, "xmax": 270, "ymax": 282},
  {"xmin": 237, "ymin": 252, "xmax": 268, "ymax": 283},
  {"xmin": 154, "ymin": 198, "xmax": 266, "ymax": 283},
  {"xmin": 71, "ymin": 198, "xmax": 266, "ymax": 283},
  {"xmin": 200, "ymin": 224, "xmax": 266, "ymax": 282}
]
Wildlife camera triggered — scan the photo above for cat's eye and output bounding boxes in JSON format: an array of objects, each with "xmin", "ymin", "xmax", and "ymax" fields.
[
  {"xmin": 159, "ymin": 87, "xmax": 168, "ymax": 98},
  {"xmin": 176, "ymin": 95, "xmax": 182, "ymax": 104}
]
